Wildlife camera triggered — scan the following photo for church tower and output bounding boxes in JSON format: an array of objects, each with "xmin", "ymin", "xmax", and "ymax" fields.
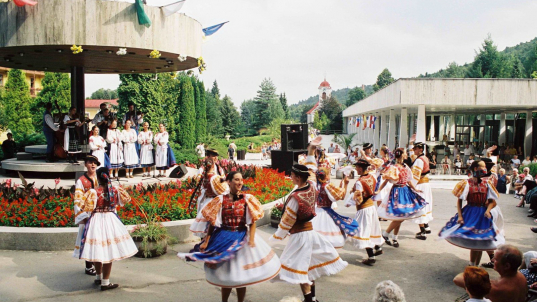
[{"xmin": 318, "ymin": 78, "xmax": 332, "ymax": 102}]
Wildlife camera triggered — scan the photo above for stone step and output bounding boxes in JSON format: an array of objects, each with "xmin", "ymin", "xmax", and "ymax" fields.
[{"xmin": 16, "ymin": 152, "xmax": 33, "ymax": 160}]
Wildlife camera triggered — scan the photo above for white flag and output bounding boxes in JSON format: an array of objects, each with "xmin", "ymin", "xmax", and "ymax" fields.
[{"xmin": 161, "ymin": 0, "xmax": 185, "ymax": 17}]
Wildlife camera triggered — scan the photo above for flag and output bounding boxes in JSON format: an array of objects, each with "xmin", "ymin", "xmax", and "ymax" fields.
[
  {"xmin": 348, "ymin": 118, "xmax": 352, "ymax": 125},
  {"xmin": 13, "ymin": 0, "xmax": 37, "ymax": 6},
  {"xmin": 371, "ymin": 116, "xmax": 376, "ymax": 129},
  {"xmin": 362, "ymin": 115, "xmax": 367, "ymax": 130},
  {"xmin": 356, "ymin": 116, "xmax": 360, "ymax": 128},
  {"xmin": 135, "ymin": 0, "xmax": 151, "ymax": 27},
  {"xmin": 203, "ymin": 22, "xmax": 229, "ymax": 37},
  {"xmin": 161, "ymin": 0, "xmax": 185, "ymax": 17}
]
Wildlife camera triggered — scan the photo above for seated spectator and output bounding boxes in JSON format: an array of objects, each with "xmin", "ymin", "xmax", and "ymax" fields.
[
  {"xmin": 463, "ymin": 266, "xmax": 492, "ymax": 302},
  {"xmin": 334, "ymin": 144, "xmax": 341, "ymax": 153},
  {"xmin": 467, "ymin": 154, "xmax": 475, "ymax": 168},
  {"xmin": 430, "ymin": 154, "xmax": 437, "ymax": 175},
  {"xmin": 523, "ymin": 167, "xmax": 534, "ymax": 181},
  {"xmin": 533, "ymin": 155, "xmax": 537, "ymax": 164},
  {"xmin": 514, "ymin": 174, "xmax": 526, "ymax": 199},
  {"xmin": 523, "ymin": 156, "xmax": 532, "ymax": 166},
  {"xmin": 454, "ymin": 155, "xmax": 463, "ymax": 175},
  {"xmin": 372, "ymin": 280, "xmax": 406, "ymax": 302},
  {"xmin": 441, "ymin": 155, "xmax": 451, "ymax": 174},
  {"xmin": 496, "ymin": 168, "xmax": 510, "ymax": 194},
  {"xmin": 511, "ymin": 155, "xmax": 521, "ymax": 171},
  {"xmin": 520, "ymin": 251, "xmax": 537, "ymax": 286},
  {"xmin": 454, "ymin": 245, "xmax": 527, "ymax": 302},
  {"xmin": 1, "ymin": 132, "xmax": 16, "ymax": 159}
]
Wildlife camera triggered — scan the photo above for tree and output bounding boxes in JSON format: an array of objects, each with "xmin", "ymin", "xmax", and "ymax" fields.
[
  {"xmin": 0, "ymin": 69, "xmax": 34, "ymax": 135},
  {"xmin": 252, "ymin": 78, "xmax": 282, "ymax": 130},
  {"xmin": 347, "ymin": 86, "xmax": 366, "ymax": 107},
  {"xmin": 89, "ymin": 88, "xmax": 118, "ymax": 99},
  {"xmin": 332, "ymin": 133, "xmax": 359, "ymax": 153},
  {"xmin": 510, "ymin": 55, "xmax": 526, "ymax": 78},
  {"xmin": 220, "ymin": 95, "xmax": 240, "ymax": 137},
  {"xmin": 466, "ymin": 36, "xmax": 509, "ymax": 78},
  {"xmin": 444, "ymin": 62, "xmax": 466, "ymax": 78},
  {"xmin": 205, "ymin": 91, "xmax": 223, "ymax": 137},
  {"xmin": 32, "ymin": 72, "xmax": 71, "ymax": 132},
  {"xmin": 319, "ymin": 95, "xmax": 343, "ymax": 130},
  {"xmin": 196, "ymin": 79, "xmax": 207, "ymax": 141},
  {"xmin": 178, "ymin": 75, "xmax": 196, "ymax": 149},
  {"xmin": 373, "ymin": 68, "xmax": 395, "ymax": 92},
  {"xmin": 312, "ymin": 111, "xmax": 323, "ymax": 130},
  {"xmin": 240, "ymin": 99, "xmax": 257, "ymax": 136},
  {"xmin": 279, "ymin": 93, "xmax": 289, "ymax": 119},
  {"xmin": 210, "ymin": 80, "xmax": 220, "ymax": 99}
]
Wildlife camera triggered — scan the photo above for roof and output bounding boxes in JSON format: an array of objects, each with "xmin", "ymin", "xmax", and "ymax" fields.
[
  {"xmin": 85, "ymin": 99, "xmax": 119, "ymax": 108},
  {"xmin": 306, "ymin": 101, "xmax": 320, "ymax": 115},
  {"xmin": 319, "ymin": 80, "xmax": 331, "ymax": 89}
]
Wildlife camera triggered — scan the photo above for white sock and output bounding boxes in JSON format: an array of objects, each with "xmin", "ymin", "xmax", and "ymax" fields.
[
  {"xmin": 383, "ymin": 231, "xmax": 390, "ymax": 238},
  {"xmin": 468, "ymin": 262, "xmax": 475, "ymax": 267},
  {"xmin": 102, "ymin": 279, "xmax": 110, "ymax": 286},
  {"xmin": 96, "ymin": 273, "xmax": 102, "ymax": 281},
  {"xmin": 391, "ymin": 234, "xmax": 398, "ymax": 240}
]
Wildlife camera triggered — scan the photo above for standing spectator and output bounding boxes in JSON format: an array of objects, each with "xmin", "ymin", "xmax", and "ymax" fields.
[
  {"xmin": 229, "ymin": 141, "xmax": 237, "ymax": 158},
  {"xmin": 327, "ymin": 143, "xmax": 335, "ymax": 153},
  {"xmin": 261, "ymin": 143, "xmax": 267, "ymax": 160},
  {"xmin": 247, "ymin": 142, "xmax": 254, "ymax": 152},
  {"xmin": 522, "ymin": 156, "xmax": 532, "ymax": 166},
  {"xmin": 334, "ymin": 144, "xmax": 341, "ymax": 153},
  {"xmin": 228, "ymin": 143, "xmax": 235, "ymax": 160},
  {"xmin": 195, "ymin": 142, "xmax": 205, "ymax": 158},
  {"xmin": 496, "ymin": 168, "xmax": 510, "ymax": 194},
  {"xmin": 511, "ymin": 155, "xmax": 521, "ymax": 171},
  {"xmin": 43, "ymin": 103, "xmax": 61, "ymax": 163},
  {"xmin": 1, "ymin": 132, "xmax": 16, "ymax": 159},
  {"xmin": 463, "ymin": 144, "xmax": 472, "ymax": 164},
  {"xmin": 430, "ymin": 154, "xmax": 437, "ymax": 175},
  {"xmin": 453, "ymin": 143, "xmax": 460, "ymax": 160},
  {"xmin": 444, "ymin": 142, "xmax": 451, "ymax": 158}
]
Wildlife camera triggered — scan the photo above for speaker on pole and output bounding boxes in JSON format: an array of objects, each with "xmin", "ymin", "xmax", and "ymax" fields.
[
  {"xmin": 169, "ymin": 164, "xmax": 188, "ymax": 178},
  {"xmin": 281, "ymin": 123, "xmax": 308, "ymax": 152}
]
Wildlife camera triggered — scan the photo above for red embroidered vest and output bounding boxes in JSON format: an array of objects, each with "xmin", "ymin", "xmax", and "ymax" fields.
[
  {"xmin": 317, "ymin": 183, "xmax": 332, "ymax": 208},
  {"xmin": 78, "ymin": 174, "xmax": 95, "ymax": 191},
  {"xmin": 285, "ymin": 183, "xmax": 317, "ymax": 223},
  {"xmin": 203, "ymin": 166, "xmax": 224, "ymax": 198},
  {"xmin": 415, "ymin": 155, "xmax": 430, "ymax": 175},
  {"xmin": 359, "ymin": 173, "xmax": 377, "ymax": 200},
  {"xmin": 467, "ymin": 178, "xmax": 488, "ymax": 207},
  {"xmin": 221, "ymin": 195, "xmax": 247, "ymax": 229}
]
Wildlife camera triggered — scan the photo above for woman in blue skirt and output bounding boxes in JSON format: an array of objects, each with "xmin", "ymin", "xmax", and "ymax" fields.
[
  {"xmin": 376, "ymin": 148, "xmax": 428, "ymax": 247},
  {"xmin": 439, "ymin": 160, "xmax": 504, "ymax": 266}
]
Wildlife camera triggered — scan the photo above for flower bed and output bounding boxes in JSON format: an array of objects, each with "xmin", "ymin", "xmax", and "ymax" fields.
[{"xmin": 0, "ymin": 167, "xmax": 293, "ymax": 227}]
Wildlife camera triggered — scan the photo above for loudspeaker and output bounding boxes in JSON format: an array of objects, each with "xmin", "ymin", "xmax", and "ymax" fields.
[
  {"xmin": 169, "ymin": 164, "xmax": 188, "ymax": 178},
  {"xmin": 281, "ymin": 124, "xmax": 308, "ymax": 152},
  {"xmin": 271, "ymin": 150, "xmax": 307, "ymax": 175}
]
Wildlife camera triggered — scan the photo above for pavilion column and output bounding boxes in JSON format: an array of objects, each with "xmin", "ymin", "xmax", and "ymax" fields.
[
  {"xmin": 499, "ymin": 113, "xmax": 506, "ymax": 145},
  {"xmin": 416, "ymin": 105, "xmax": 426, "ymax": 143},
  {"xmin": 479, "ymin": 114, "xmax": 486, "ymax": 143},
  {"xmin": 374, "ymin": 113, "xmax": 380, "ymax": 150},
  {"xmin": 399, "ymin": 108, "xmax": 408, "ymax": 148},
  {"xmin": 450, "ymin": 114, "xmax": 456, "ymax": 141},
  {"xmin": 525, "ymin": 110, "xmax": 533, "ymax": 158},
  {"xmin": 429, "ymin": 114, "xmax": 436, "ymax": 141},
  {"xmin": 379, "ymin": 112, "xmax": 387, "ymax": 147},
  {"xmin": 388, "ymin": 109, "xmax": 396, "ymax": 150},
  {"xmin": 439, "ymin": 115, "xmax": 446, "ymax": 141}
]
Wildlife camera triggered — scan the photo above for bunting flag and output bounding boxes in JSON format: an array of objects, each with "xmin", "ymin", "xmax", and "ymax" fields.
[
  {"xmin": 356, "ymin": 116, "xmax": 360, "ymax": 128},
  {"xmin": 348, "ymin": 118, "xmax": 352, "ymax": 126},
  {"xmin": 370, "ymin": 116, "xmax": 376, "ymax": 129},
  {"xmin": 13, "ymin": 0, "xmax": 37, "ymax": 6},
  {"xmin": 203, "ymin": 21, "xmax": 229, "ymax": 37},
  {"xmin": 161, "ymin": 0, "xmax": 185, "ymax": 17},
  {"xmin": 135, "ymin": 0, "xmax": 151, "ymax": 27},
  {"xmin": 362, "ymin": 115, "xmax": 367, "ymax": 130}
]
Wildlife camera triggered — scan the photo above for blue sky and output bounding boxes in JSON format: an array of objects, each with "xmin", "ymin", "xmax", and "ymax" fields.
[{"xmin": 86, "ymin": 0, "xmax": 537, "ymax": 106}]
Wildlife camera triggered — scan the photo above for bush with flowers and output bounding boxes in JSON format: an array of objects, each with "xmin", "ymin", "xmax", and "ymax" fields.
[{"xmin": 0, "ymin": 166, "xmax": 293, "ymax": 227}]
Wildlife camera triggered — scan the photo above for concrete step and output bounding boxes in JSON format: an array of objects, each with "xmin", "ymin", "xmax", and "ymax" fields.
[{"xmin": 16, "ymin": 152, "xmax": 33, "ymax": 160}]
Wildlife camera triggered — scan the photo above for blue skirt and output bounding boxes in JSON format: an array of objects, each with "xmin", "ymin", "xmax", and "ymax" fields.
[
  {"xmin": 322, "ymin": 207, "xmax": 360, "ymax": 239},
  {"xmin": 104, "ymin": 153, "xmax": 111, "ymax": 169},
  {"xmin": 182, "ymin": 228, "xmax": 247, "ymax": 263},
  {"xmin": 438, "ymin": 205, "xmax": 501, "ymax": 251},
  {"xmin": 385, "ymin": 186, "xmax": 427, "ymax": 218}
]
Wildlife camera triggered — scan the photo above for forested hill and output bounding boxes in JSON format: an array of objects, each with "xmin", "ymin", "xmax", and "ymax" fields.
[{"xmin": 292, "ymin": 87, "xmax": 351, "ymax": 108}]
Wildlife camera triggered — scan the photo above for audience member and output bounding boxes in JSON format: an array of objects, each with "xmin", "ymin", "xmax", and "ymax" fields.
[
  {"xmin": 523, "ymin": 156, "xmax": 532, "ymax": 166},
  {"xmin": 520, "ymin": 251, "xmax": 537, "ymax": 286},
  {"xmin": 430, "ymin": 154, "xmax": 437, "ymax": 175},
  {"xmin": 523, "ymin": 167, "xmax": 534, "ymax": 181},
  {"xmin": 334, "ymin": 144, "xmax": 341, "ymax": 153},
  {"xmin": 514, "ymin": 174, "xmax": 526, "ymax": 199},
  {"xmin": 372, "ymin": 280, "xmax": 406, "ymax": 302},
  {"xmin": 462, "ymin": 266, "xmax": 492, "ymax": 302},
  {"xmin": 328, "ymin": 143, "xmax": 335, "ymax": 153},
  {"xmin": 441, "ymin": 155, "xmax": 451, "ymax": 174},
  {"xmin": 454, "ymin": 154, "xmax": 463, "ymax": 175},
  {"xmin": 511, "ymin": 155, "xmax": 521, "ymax": 171},
  {"xmin": 1, "ymin": 132, "xmax": 16, "ymax": 159},
  {"xmin": 454, "ymin": 244, "xmax": 527, "ymax": 302},
  {"xmin": 496, "ymin": 168, "xmax": 510, "ymax": 194}
]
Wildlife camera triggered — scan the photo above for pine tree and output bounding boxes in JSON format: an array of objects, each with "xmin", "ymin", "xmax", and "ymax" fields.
[
  {"xmin": 240, "ymin": 99, "xmax": 256, "ymax": 136},
  {"xmin": 206, "ymin": 90, "xmax": 223, "ymax": 137},
  {"xmin": 373, "ymin": 68, "xmax": 395, "ymax": 92},
  {"xmin": 196, "ymin": 80, "xmax": 207, "ymax": 141},
  {"xmin": 279, "ymin": 93, "xmax": 289, "ymax": 119},
  {"xmin": 347, "ymin": 87, "xmax": 366, "ymax": 107},
  {"xmin": 33, "ymin": 72, "xmax": 71, "ymax": 132},
  {"xmin": 252, "ymin": 78, "xmax": 281, "ymax": 130},
  {"xmin": 467, "ymin": 36, "xmax": 509, "ymax": 78},
  {"xmin": 178, "ymin": 75, "xmax": 196, "ymax": 149},
  {"xmin": 510, "ymin": 55, "xmax": 526, "ymax": 78},
  {"xmin": 220, "ymin": 95, "xmax": 240, "ymax": 136},
  {"xmin": 211, "ymin": 80, "xmax": 220, "ymax": 99},
  {"xmin": 1, "ymin": 69, "xmax": 34, "ymax": 135}
]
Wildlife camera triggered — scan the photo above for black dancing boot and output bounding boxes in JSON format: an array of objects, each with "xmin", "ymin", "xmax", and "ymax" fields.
[
  {"xmin": 415, "ymin": 227, "xmax": 427, "ymax": 240},
  {"xmin": 303, "ymin": 293, "xmax": 313, "ymax": 302},
  {"xmin": 424, "ymin": 223, "xmax": 431, "ymax": 234}
]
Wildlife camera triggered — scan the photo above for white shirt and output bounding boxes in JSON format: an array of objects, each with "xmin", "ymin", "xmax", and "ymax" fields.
[
  {"xmin": 522, "ymin": 159, "xmax": 532, "ymax": 166},
  {"xmin": 463, "ymin": 148, "xmax": 472, "ymax": 156},
  {"xmin": 44, "ymin": 113, "xmax": 59, "ymax": 131}
]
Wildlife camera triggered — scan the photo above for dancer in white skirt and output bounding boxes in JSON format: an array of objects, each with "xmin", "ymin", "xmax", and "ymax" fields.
[
  {"xmin": 77, "ymin": 167, "xmax": 138, "ymax": 290},
  {"xmin": 122, "ymin": 120, "xmax": 139, "ymax": 178},
  {"xmin": 106, "ymin": 120, "xmax": 123, "ymax": 179},
  {"xmin": 138, "ymin": 122, "xmax": 154, "ymax": 177},
  {"xmin": 410, "ymin": 142, "xmax": 434, "ymax": 240},
  {"xmin": 154, "ymin": 123, "xmax": 169, "ymax": 177},
  {"xmin": 372, "ymin": 146, "xmax": 394, "ymax": 207},
  {"xmin": 439, "ymin": 160, "xmax": 504, "ymax": 266},
  {"xmin": 377, "ymin": 148, "xmax": 427, "ymax": 248},
  {"xmin": 89, "ymin": 126, "xmax": 107, "ymax": 169},
  {"xmin": 73, "ymin": 155, "xmax": 99, "ymax": 276},
  {"xmin": 270, "ymin": 163, "xmax": 347, "ymax": 302},
  {"xmin": 345, "ymin": 159, "xmax": 384, "ymax": 265},
  {"xmin": 178, "ymin": 171, "xmax": 281, "ymax": 302},
  {"xmin": 190, "ymin": 148, "xmax": 227, "ymax": 239}
]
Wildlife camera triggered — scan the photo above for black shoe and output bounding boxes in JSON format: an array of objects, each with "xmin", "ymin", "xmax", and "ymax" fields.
[
  {"xmin": 382, "ymin": 235, "xmax": 392, "ymax": 246},
  {"xmin": 374, "ymin": 248, "xmax": 383, "ymax": 256},
  {"xmin": 362, "ymin": 258, "xmax": 376, "ymax": 266},
  {"xmin": 85, "ymin": 266, "xmax": 96, "ymax": 276},
  {"xmin": 481, "ymin": 261, "xmax": 494, "ymax": 268},
  {"xmin": 392, "ymin": 240, "xmax": 399, "ymax": 248},
  {"xmin": 424, "ymin": 229, "xmax": 432, "ymax": 234},
  {"xmin": 528, "ymin": 214, "xmax": 536, "ymax": 218},
  {"xmin": 415, "ymin": 233, "xmax": 427, "ymax": 240},
  {"xmin": 531, "ymin": 227, "xmax": 537, "ymax": 233},
  {"xmin": 101, "ymin": 283, "xmax": 119, "ymax": 291}
]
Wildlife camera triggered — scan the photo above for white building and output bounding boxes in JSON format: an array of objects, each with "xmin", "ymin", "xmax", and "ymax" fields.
[
  {"xmin": 343, "ymin": 78, "xmax": 537, "ymax": 157},
  {"xmin": 307, "ymin": 79, "xmax": 332, "ymax": 124}
]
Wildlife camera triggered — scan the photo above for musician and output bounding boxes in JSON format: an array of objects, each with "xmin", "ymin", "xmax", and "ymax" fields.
[
  {"xmin": 122, "ymin": 102, "xmax": 143, "ymax": 131},
  {"xmin": 96, "ymin": 108, "xmax": 111, "ymax": 140},
  {"xmin": 43, "ymin": 103, "xmax": 62, "ymax": 163},
  {"xmin": 63, "ymin": 107, "xmax": 85, "ymax": 163}
]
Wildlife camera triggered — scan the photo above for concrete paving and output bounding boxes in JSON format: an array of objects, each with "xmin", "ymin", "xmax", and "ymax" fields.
[{"xmin": 1, "ymin": 188, "xmax": 535, "ymax": 302}]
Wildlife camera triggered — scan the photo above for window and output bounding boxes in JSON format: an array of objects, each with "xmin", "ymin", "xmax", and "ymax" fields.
[{"xmin": 30, "ymin": 77, "xmax": 35, "ymax": 88}]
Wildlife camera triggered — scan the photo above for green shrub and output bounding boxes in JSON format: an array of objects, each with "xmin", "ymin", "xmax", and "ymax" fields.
[{"xmin": 519, "ymin": 163, "xmax": 537, "ymax": 177}]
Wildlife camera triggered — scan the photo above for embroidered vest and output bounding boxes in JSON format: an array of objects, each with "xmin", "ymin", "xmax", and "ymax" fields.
[
  {"xmin": 285, "ymin": 183, "xmax": 317, "ymax": 223},
  {"xmin": 221, "ymin": 195, "xmax": 247, "ymax": 229},
  {"xmin": 359, "ymin": 173, "xmax": 376, "ymax": 200},
  {"xmin": 317, "ymin": 182, "xmax": 332, "ymax": 208},
  {"xmin": 467, "ymin": 178, "xmax": 488, "ymax": 207},
  {"xmin": 415, "ymin": 155, "xmax": 430, "ymax": 176}
]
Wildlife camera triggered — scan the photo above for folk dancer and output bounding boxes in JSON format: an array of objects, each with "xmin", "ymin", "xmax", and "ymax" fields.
[
  {"xmin": 106, "ymin": 120, "xmax": 123, "ymax": 178},
  {"xmin": 372, "ymin": 146, "xmax": 394, "ymax": 207},
  {"xmin": 178, "ymin": 171, "xmax": 281, "ymax": 302},
  {"xmin": 190, "ymin": 148, "xmax": 227, "ymax": 239},
  {"xmin": 89, "ymin": 126, "xmax": 109, "ymax": 169},
  {"xmin": 439, "ymin": 160, "xmax": 505, "ymax": 266},
  {"xmin": 43, "ymin": 103, "xmax": 62, "ymax": 163},
  {"xmin": 377, "ymin": 148, "xmax": 428, "ymax": 248},
  {"xmin": 410, "ymin": 142, "xmax": 434, "ymax": 240},
  {"xmin": 77, "ymin": 167, "xmax": 138, "ymax": 290},
  {"xmin": 154, "ymin": 123, "xmax": 173, "ymax": 177},
  {"xmin": 73, "ymin": 155, "xmax": 99, "ymax": 276},
  {"xmin": 138, "ymin": 122, "xmax": 154, "ymax": 177},
  {"xmin": 345, "ymin": 159, "xmax": 384, "ymax": 265},
  {"xmin": 63, "ymin": 107, "xmax": 84, "ymax": 163},
  {"xmin": 121, "ymin": 120, "xmax": 139, "ymax": 178},
  {"xmin": 270, "ymin": 164, "xmax": 348, "ymax": 302}
]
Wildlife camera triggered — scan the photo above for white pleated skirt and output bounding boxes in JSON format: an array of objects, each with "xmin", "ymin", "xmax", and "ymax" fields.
[
  {"xmin": 491, "ymin": 205, "xmax": 505, "ymax": 237},
  {"xmin": 411, "ymin": 183, "xmax": 434, "ymax": 224},
  {"xmin": 276, "ymin": 230, "xmax": 348, "ymax": 285},
  {"xmin": 373, "ymin": 177, "xmax": 392, "ymax": 202},
  {"xmin": 205, "ymin": 234, "xmax": 281, "ymax": 288},
  {"xmin": 352, "ymin": 206, "xmax": 385, "ymax": 249},
  {"xmin": 311, "ymin": 208, "xmax": 345, "ymax": 249},
  {"xmin": 79, "ymin": 212, "xmax": 138, "ymax": 263},
  {"xmin": 123, "ymin": 143, "xmax": 139, "ymax": 168},
  {"xmin": 190, "ymin": 195, "xmax": 213, "ymax": 238}
]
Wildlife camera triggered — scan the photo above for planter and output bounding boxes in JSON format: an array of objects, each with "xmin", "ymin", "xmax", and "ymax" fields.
[
  {"xmin": 132, "ymin": 237, "xmax": 168, "ymax": 258},
  {"xmin": 270, "ymin": 214, "xmax": 281, "ymax": 228}
]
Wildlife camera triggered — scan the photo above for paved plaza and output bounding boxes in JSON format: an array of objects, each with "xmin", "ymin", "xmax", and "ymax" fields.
[{"xmin": 1, "ymin": 186, "xmax": 535, "ymax": 302}]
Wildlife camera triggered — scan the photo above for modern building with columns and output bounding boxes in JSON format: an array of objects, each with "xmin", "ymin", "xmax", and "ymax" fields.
[{"xmin": 342, "ymin": 78, "xmax": 537, "ymax": 157}]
